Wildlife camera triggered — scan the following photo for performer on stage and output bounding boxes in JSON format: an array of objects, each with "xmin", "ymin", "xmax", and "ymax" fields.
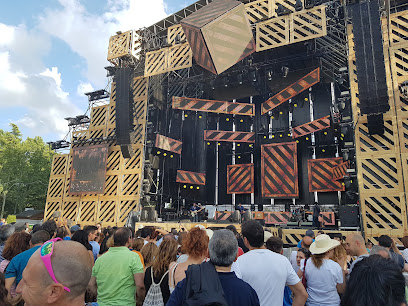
[
  {"xmin": 313, "ymin": 202, "xmax": 321, "ymax": 229},
  {"xmin": 190, "ymin": 203, "xmax": 204, "ymax": 222}
]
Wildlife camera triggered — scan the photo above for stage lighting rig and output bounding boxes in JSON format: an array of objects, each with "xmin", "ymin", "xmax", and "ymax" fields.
[
  {"xmin": 64, "ymin": 115, "xmax": 90, "ymax": 127},
  {"xmin": 85, "ymin": 89, "xmax": 110, "ymax": 102},
  {"xmin": 47, "ymin": 140, "xmax": 70, "ymax": 151},
  {"xmin": 104, "ymin": 66, "xmax": 116, "ymax": 77}
]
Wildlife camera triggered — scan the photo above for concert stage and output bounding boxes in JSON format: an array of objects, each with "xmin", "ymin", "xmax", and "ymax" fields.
[{"xmin": 44, "ymin": 0, "xmax": 408, "ymax": 244}]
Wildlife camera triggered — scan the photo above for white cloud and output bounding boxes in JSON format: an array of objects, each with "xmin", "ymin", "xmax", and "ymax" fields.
[
  {"xmin": 0, "ymin": 51, "xmax": 26, "ymax": 94},
  {"xmin": 77, "ymin": 81, "xmax": 94, "ymax": 96},
  {"xmin": 38, "ymin": 0, "xmax": 167, "ymax": 88}
]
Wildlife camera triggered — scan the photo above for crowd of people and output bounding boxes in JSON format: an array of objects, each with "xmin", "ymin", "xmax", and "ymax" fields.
[{"xmin": 0, "ymin": 218, "xmax": 406, "ymax": 306}]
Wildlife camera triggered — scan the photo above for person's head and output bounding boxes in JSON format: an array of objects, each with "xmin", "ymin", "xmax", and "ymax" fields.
[
  {"xmin": 102, "ymin": 226, "xmax": 114, "ymax": 237},
  {"xmin": 366, "ymin": 241, "xmax": 374, "ymax": 250},
  {"xmin": 16, "ymin": 240, "xmax": 93, "ymax": 306},
  {"xmin": 70, "ymin": 230, "xmax": 91, "ymax": 250},
  {"xmin": 401, "ymin": 236, "xmax": 408, "ymax": 249},
  {"xmin": 370, "ymin": 245, "xmax": 391, "ymax": 259},
  {"xmin": 31, "ymin": 224, "xmax": 42, "ymax": 234},
  {"xmin": 2, "ymin": 232, "xmax": 31, "ymax": 261},
  {"xmin": 265, "ymin": 237, "xmax": 283, "ymax": 254},
  {"xmin": 96, "ymin": 223, "xmax": 102, "ymax": 233},
  {"xmin": 317, "ymin": 230, "xmax": 324, "ymax": 236},
  {"xmin": 332, "ymin": 233, "xmax": 343, "ymax": 242},
  {"xmin": 0, "ymin": 224, "xmax": 15, "ymax": 244},
  {"xmin": 152, "ymin": 239, "xmax": 178, "ymax": 277},
  {"xmin": 378, "ymin": 235, "xmax": 393, "ymax": 249},
  {"xmin": 0, "ymin": 273, "xmax": 10, "ymax": 306},
  {"xmin": 55, "ymin": 227, "xmax": 67, "ymax": 239},
  {"xmin": 42, "ymin": 220, "xmax": 58, "ymax": 239},
  {"xmin": 113, "ymin": 227, "xmax": 132, "ymax": 247},
  {"xmin": 301, "ymin": 236, "xmax": 313, "ymax": 249},
  {"xmin": 132, "ymin": 237, "xmax": 144, "ymax": 252},
  {"xmin": 83, "ymin": 225, "xmax": 98, "ymax": 242},
  {"xmin": 184, "ymin": 227, "xmax": 209, "ymax": 259},
  {"xmin": 140, "ymin": 226, "xmax": 154, "ymax": 239},
  {"xmin": 177, "ymin": 231, "xmax": 187, "ymax": 255},
  {"xmin": 209, "ymin": 229, "xmax": 238, "ymax": 267},
  {"xmin": 31, "ymin": 230, "xmax": 51, "ymax": 246},
  {"xmin": 344, "ymin": 233, "xmax": 366, "ymax": 256},
  {"xmin": 341, "ymin": 255, "xmax": 406, "ymax": 306},
  {"xmin": 309, "ymin": 234, "xmax": 340, "ymax": 268},
  {"xmin": 297, "ymin": 248, "xmax": 311, "ymax": 267},
  {"xmin": 241, "ymin": 220, "xmax": 264, "ymax": 248},
  {"xmin": 225, "ymin": 225, "xmax": 238, "ymax": 237},
  {"xmin": 70, "ymin": 225, "xmax": 80, "ymax": 234},
  {"xmin": 305, "ymin": 229, "xmax": 315, "ymax": 239},
  {"xmin": 331, "ymin": 244, "xmax": 347, "ymax": 266},
  {"xmin": 141, "ymin": 242, "xmax": 158, "ymax": 268}
]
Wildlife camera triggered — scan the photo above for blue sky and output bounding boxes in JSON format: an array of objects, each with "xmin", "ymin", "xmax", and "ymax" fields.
[{"xmin": 0, "ymin": 0, "xmax": 195, "ymax": 142}]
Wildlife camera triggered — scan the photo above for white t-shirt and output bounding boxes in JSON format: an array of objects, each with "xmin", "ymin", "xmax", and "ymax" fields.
[
  {"xmin": 290, "ymin": 250, "xmax": 299, "ymax": 272},
  {"xmin": 300, "ymin": 258, "xmax": 343, "ymax": 306},
  {"xmin": 232, "ymin": 248, "xmax": 300, "ymax": 306},
  {"xmin": 403, "ymin": 248, "xmax": 408, "ymax": 263}
]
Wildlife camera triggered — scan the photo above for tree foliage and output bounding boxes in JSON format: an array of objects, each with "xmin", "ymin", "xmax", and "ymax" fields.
[{"xmin": 0, "ymin": 124, "xmax": 55, "ymax": 215}]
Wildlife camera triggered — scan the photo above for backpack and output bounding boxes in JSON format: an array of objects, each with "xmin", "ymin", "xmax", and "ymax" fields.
[
  {"xmin": 143, "ymin": 267, "xmax": 168, "ymax": 306},
  {"xmin": 183, "ymin": 261, "xmax": 228, "ymax": 306}
]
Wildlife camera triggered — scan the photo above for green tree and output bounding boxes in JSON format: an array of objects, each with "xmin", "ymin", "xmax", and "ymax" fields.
[{"xmin": 0, "ymin": 124, "xmax": 55, "ymax": 216}]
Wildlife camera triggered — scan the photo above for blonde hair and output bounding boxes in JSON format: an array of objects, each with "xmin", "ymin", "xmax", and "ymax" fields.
[
  {"xmin": 152, "ymin": 240, "xmax": 178, "ymax": 277},
  {"xmin": 141, "ymin": 242, "xmax": 158, "ymax": 268},
  {"xmin": 331, "ymin": 244, "xmax": 347, "ymax": 267},
  {"xmin": 311, "ymin": 253, "xmax": 326, "ymax": 269}
]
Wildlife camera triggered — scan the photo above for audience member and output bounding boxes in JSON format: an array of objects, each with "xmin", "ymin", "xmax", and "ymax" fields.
[
  {"xmin": 84, "ymin": 225, "xmax": 99, "ymax": 262},
  {"xmin": 176, "ymin": 231, "xmax": 188, "ymax": 263},
  {"xmin": 331, "ymin": 244, "xmax": 348, "ymax": 271},
  {"xmin": 71, "ymin": 230, "xmax": 94, "ymax": 265},
  {"xmin": 370, "ymin": 245, "xmax": 391, "ymax": 259},
  {"xmin": 141, "ymin": 242, "xmax": 158, "ymax": 269},
  {"xmin": 232, "ymin": 220, "xmax": 307, "ymax": 306},
  {"xmin": 378, "ymin": 235, "xmax": 408, "ymax": 271},
  {"xmin": 265, "ymin": 236, "xmax": 283, "ymax": 253},
  {"xmin": 344, "ymin": 233, "xmax": 369, "ymax": 275},
  {"xmin": 297, "ymin": 230, "xmax": 315, "ymax": 248},
  {"xmin": 0, "ymin": 224, "xmax": 15, "ymax": 261},
  {"xmin": 341, "ymin": 255, "xmax": 406, "ymax": 306},
  {"xmin": 42, "ymin": 220, "xmax": 57, "ymax": 239},
  {"xmin": 169, "ymin": 227, "xmax": 209, "ymax": 292},
  {"xmin": 226, "ymin": 224, "xmax": 249, "ymax": 253},
  {"xmin": 298, "ymin": 234, "xmax": 346, "ymax": 306},
  {"xmin": 401, "ymin": 235, "xmax": 408, "ymax": 263},
  {"xmin": 89, "ymin": 227, "xmax": 145, "ymax": 305},
  {"xmin": 144, "ymin": 239, "xmax": 178, "ymax": 304},
  {"xmin": 0, "ymin": 273, "xmax": 12, "ymax": 306},
  {"xmin": 5, "ymin": 230, "xmax": 50, "ymax": 300},
  {"xmin": 294, "ymin": 248, "xmax": 311, "ymax": 273},
  {"xmin": 167, "ymin": 229, "xmax": 260, "ymax": 306},
  {"xmin": 290, "ymin": 236, "xmax": 313, "ymax": 271},
  {"xmin": 16, "ymin": 240, "xmax": 93, "ymax": 306},
  {"xmin": 366, "ymin": 241, "xmax": 373, "ymax": 252},
  {"xmin": 0, "ymin": 232, "xmax": 31, "ymax": 273}
]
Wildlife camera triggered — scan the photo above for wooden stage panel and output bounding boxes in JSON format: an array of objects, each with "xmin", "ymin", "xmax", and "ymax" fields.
[
  {"xmin": 227, "ymin": 164, "xmax": 254, "ymax": 194},
  {"xmin": 308, "ymin": 158, "xmax": 345, "ymax": 193},
  {"xmin": 261, "ymin": 142, "xmax": 298, "ymax": 198}
]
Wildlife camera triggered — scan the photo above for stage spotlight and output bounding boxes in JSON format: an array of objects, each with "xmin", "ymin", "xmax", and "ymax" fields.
[
  {"xmin": 296, "ymin": 140, "xmax": 299, "ymax": 143},
  {"xmin": 238, "ymin": 156, "xmax": 241, "ymax": 159},
  {"xmin": 218, "ymin": 143, "xmax": 221, "ymax": 146},
  {"xmin": 199, "ymin": 115, "xmax": 202, "ymax": 119},
  {"xmin": 281, "ymin": 66, "xmax": 289, "ymax": 78},
  {"xmin": 266, "ymin": 69, "xmax": 273, "ymax": 81},
  {"xmin": 163, "ymin": 153, "xmax": 167, "ymax": 157},
  {"xmin": 183, "ymin": 185, "xmax": 187, "ymax": 189},
  {"xmin": 324, "ymin": 131, "xmax": 328, "ymax": 135},
  {"xmin": 240, "ymin": 119, "xmax": 244, "ymax": 123},
  {"xmin": 157, "ymin": 151, "xmax": 161, "ymax": 155},
  {"xmin": 184, "ymin": 114, "xmax": 188, "ymax": 118},
  {"xmin": 237, "ymin": 144, "xmax": 241, "ymax": 147},
  {"xmin": 272, "ymin": 135, "xmax": 275, "ymax": 138},
  {"xmin": 249, "ymin": 144, "xmax": 253, "ymax": 148},
  {"xmin": 226, "ymin": 118, "xmax": 230, "ymax": 121},
  {"xmin": 237, "ymin": 74, "xmax": 243, "ymax": 85},
  {"xmin": 207, "ymin": 142, "xmax": 211, "ymax": 145},
  {"xmin": 197, "ymin": 186, "xmax": 200, "ymax": 190},
  {"xmin": 279, "ymin": 134, "xmax": 283, "ymax": 138},
  {"xmin": 190, "ymin": 186, "xmax": 193, "ymax": 189},
  {"xmin": 264, "ymin": 135, "xmax": 267, "ymax": 139},
  {"xmin": 170, "ymin": 155, "xmax": 174, "ymax": 158},
  {"xmin": 295, "ymin": 0, "xmax": 303, "ymax": 11}
]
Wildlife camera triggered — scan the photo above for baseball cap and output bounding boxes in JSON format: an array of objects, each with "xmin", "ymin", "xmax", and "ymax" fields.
[{"xmin": 305, "ymin": 229, "xmax": 315, "ymax": 237}]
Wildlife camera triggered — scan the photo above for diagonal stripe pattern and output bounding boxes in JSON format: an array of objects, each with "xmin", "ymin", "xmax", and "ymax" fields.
[
  {"xmin": 261, "ymin": 142, "xmax": 299, "ymax": 197},
  {"xmin": 205, "ymin": 130, "xmax": 255, "ymax": 143},
  {"xmin": 176, "ymin": 170, "xmax": 206, "ymax": 185},
  {"xmin": 292, "ymin": 116, "xmax": 331, "ymax": 139},
  {"xmin": 261, "ymin": 68, "xmax": 320, "ymax": 114},
  {"xmin": 227, "ymin": 164, "xmax": 254, "ymax": 194},
  {"xmin": 331, "ymin": 161, "xmax": 350, "ymax": 180},
  {"xmin": 308, "ymin": 158, "xmax": 345, "ymax": 192},
  {"xmin": 155, "ymin": 134, "xmax": 182, "ymax": 154},
  {"xmin": 172, "ymin": 96, "xmax": 254, "ymax": 116}
]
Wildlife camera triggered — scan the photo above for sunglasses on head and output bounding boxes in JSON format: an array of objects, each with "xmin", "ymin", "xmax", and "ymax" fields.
[{"xmin": 40, "ymin": 238, "xmax": 70, "ymax": 292}]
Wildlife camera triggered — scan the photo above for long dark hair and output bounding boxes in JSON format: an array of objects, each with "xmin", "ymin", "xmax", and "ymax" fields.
[{"xmin": 71, "ymin": 230, "xmax": 92, "ymax": 251}]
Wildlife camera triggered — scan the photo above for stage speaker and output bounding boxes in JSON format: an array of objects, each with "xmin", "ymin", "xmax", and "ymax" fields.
[
  {"xmin": 348, "ymin": 0, "xmax": 389, "ymax": 115},
  {"xmin": 231, "ymin": 210, "xmax": 241, "ymax": 223},
  {"xmin": 339, "ymin": 206, "xmax": 360, "ymax": 227},
  {"xmin": 125, "ymin": 211, "xmax": 140, "ymax": 231},
  {"xmin": 243, "ymin": 210, "xmax": 252, "ymax": 222},
  {"xmin": 120, "ymin": 144, "xmax": 134, "ymax": 159},
  {"xmin": 140, "ymin": 210, "xmax": 148, "ymax": 222},
  {"xmin": 367, "ymin": 113, "xmax": 385, "ymax": 135},
  {"xmin": 181, "ymin": 0, "xmax": 255, "ymax": 75},
  {"xmin": 115, "ymin": 68, "xmax": 135, "ymax": 155}
]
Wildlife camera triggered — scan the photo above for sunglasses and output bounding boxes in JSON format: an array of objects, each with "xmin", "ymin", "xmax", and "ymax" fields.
[{"xmin": 40, "ymin": 238, "xmax": 70, "ymax": 292}]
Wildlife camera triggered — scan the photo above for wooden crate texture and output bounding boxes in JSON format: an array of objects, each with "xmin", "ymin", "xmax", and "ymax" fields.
[
  {"xmin": 168, "ymin": 25, "xmax": 186, "ymax": 45},
  {"xmin": 45, "ymin": 77, "xmax": 149, "ymax": 226},
  {"xmin": 347, "ymin": 13, "xmax": 408, "ymax": 237},
  {"xmin": 256, "ymin": 5, "xmax": 326, "ymax": 52},
  {"xmin": 107, "ymin": 31, "xmax": 138, "ymax": 65},
  {"xmin": 144, "ymin": 43, "xmax": 192, "ymax": 77}
]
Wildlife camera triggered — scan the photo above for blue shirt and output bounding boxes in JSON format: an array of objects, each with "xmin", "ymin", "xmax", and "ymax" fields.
[
  {"xmin": 90, "ymin": 241, "xmax": 100, "ymax": 262},
  {"xmin": 6, "ymin": 246, "xmax": 41, "ymax": 285},
  {"xmin": 297, "ymin": 239, "xmax": 315, "ymax": 248},
  {"xmin": 167, "ymin": 271, "xmax": 259, "ymax": 306}
]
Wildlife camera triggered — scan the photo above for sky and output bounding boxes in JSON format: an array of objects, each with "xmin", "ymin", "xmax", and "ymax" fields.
[{"xmin": 0, "ymin": 0, "xmax": 196, "ymax": 142}]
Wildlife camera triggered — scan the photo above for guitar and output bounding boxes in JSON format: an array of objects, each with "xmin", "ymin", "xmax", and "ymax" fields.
[{"xmin": 191, "ymin": 206, "xmax": 204, "ymax": 217}]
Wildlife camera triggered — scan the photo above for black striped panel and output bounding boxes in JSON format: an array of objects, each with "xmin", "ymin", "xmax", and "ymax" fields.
[
  {"xmin": 261, "ymin": 142, "xmax": 299, "ymax": 197},
  {"xmin": 308, "ymin": 158, "xmax": 345, "ymax": 192},
  {"xmin": 262, "ymin": 68, "xmax": 320, "ymax": 114},
  {"xmin": 204, "ymin": 130, "xmax": 255, "ymax": 143},
  {"xmin": 155, "ymin": 134, "xmax": 182, "ymax": 154},
  {"xmin": 176, "ymin": 170, "xmax": 206, "ymax": 185},
  {"xmin": 332, "ymin": 161, "xmax": 350, "ymax": 180},
  {"xmin": 227, "ymin": 164, "xmax": 254, "ymax": 194},
  {"xmin": 292, "ymin": 116, "xmax": 331, "ymax": 139}
]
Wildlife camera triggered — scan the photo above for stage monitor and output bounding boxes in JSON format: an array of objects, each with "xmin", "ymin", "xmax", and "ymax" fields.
[{"xmin": 69, "ymin": 144, "xmax": 109, "ymax": 195}]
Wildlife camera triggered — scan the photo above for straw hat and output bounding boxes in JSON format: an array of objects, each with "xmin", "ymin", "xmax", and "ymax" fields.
[
  {"xmin": 309, "ymin": 234, "xmax": 340, "ymax": 255},
  {"xmin": 264, "ymin": 230, "xmax": 273, "ymax": 243}
]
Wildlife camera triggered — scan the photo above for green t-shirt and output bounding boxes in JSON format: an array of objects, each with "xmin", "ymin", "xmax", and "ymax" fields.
[{"xmin": 92, "ymin": 246, "xmax": 144, "ymax": 306}]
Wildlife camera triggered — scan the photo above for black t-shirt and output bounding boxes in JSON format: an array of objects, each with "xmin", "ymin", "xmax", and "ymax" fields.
[
  {"xmin": 238, "ymin": 237, "xmax": 249, "ymax": 253},
  {"xmin": 144, "ymin": 266, "xmax": 171, "ymax": 303}
]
